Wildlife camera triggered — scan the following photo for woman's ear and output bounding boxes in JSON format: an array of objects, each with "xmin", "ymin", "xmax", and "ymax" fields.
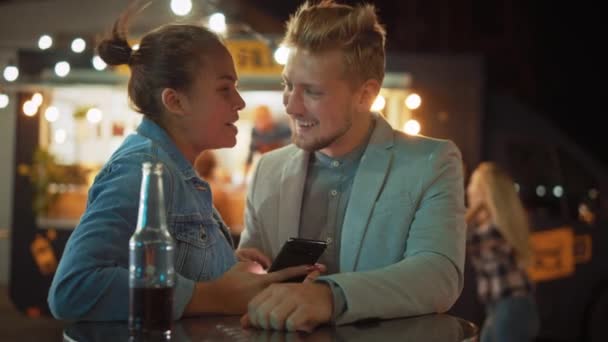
[{"xmin": 161, "ymin": 88, "xmax": 189, "ymax": 117}]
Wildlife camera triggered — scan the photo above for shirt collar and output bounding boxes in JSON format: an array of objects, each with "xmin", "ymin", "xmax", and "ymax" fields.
[
  {"xmin": 313, "ymin": 118, "xmax": 376, "ymax": 168},
  {"xmin": 136, "ymin": 117, "xmax": 198, "ymax": 180}
]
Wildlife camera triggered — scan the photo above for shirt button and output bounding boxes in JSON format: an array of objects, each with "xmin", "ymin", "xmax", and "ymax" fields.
[
  {"xmin": 331, "ymin": 160, "xmax": 340, "ymax": 168},
  {"xmin": 330, "ymin": 189, "xmax": 338, "ymax": 197},
  {"xmin": 326, "ymin": 237, "xmax": 333, "ymax": 244}
]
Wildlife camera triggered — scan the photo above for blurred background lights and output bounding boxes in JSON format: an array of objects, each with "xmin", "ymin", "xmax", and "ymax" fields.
[
  {"xmin": 589, "ymin": 188, "xmax": 599, "ymax": 199},
  {"xmin": 273, "ymin": 46, "xmax": 289, "ymax": 65},
  {"xmin": 31, "ymin": 93, "xmax": 43, "ymax": 106},
  {"xmin": 171, "ymin": 0, "xmax": 192, "ymax": 16},
  {"xmin": 54, "ymin": 129, "xmax": 67, "ymax": 144},
  {"xmin": 371, "ymin": 95, "xmax": 386, "ymax": 111},
  {"xmin": 132, "ymin": 43, "xmax": 140, "ymax": 51},
  {"xmin": 44, "ymin": 106, "xmax": 60, "ymax": 122},
  {"xmin": 23, "ymin": 100, "xmax": 38, "ymax": 116},
  {"xmin": 92, "ymin": 56, "xmax": 107, "ymax": 71},
  {"xmin": 553, "ymin": 185, "xmax": 564, "ymax": 198},
  {"xmin": 536, "ymin": 185, "xmax": 546, "ymax": 197},
  {"xmin": 55, "ymin": 61, "xmax": 70, "ymax": 77},
  {"xmin": 514, "ymin": 183, "xmax": 520, "ymax": 193},
  {"xmin": 403, "ymin": 119, "xmax": 421, "ymax": 136},
  {"xmin": 209, "ymin": 13, "xmax": 226, "ymax": 33},
  {"xmin": 0, "ymin": 94, "xmax": 9, "ymax": 109},
  {"xmin": 86, "ymin": 108, "xmax": 103, "ymax": 124},
  {"xmin": 71, "ymin": 38, "xmax": 86, "ymax": 53},
  {"xmin": 38, "ymin": 34, "xmax": 53, "ymax": 50},
  {"xmin": 405, "ymin": 93, "xmax": 421, "ymax": 110},
  {"xmin": 3, "ymin": 65, "xmax": 19, "ymax": 82}
]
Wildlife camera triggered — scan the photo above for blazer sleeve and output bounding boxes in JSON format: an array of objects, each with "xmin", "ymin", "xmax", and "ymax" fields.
[{"xmin": 320, "ymin": 141, "xmax": 466, "ymax": 325}]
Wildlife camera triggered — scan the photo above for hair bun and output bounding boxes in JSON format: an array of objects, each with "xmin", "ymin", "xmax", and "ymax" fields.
[{"xmin": 97, "ymin": 38, "xmax": 132, "ymax": 66}]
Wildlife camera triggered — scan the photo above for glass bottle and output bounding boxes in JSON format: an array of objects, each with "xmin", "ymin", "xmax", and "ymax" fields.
[{"xmin": 129, "ymin": 162, "xmax": 175, "ymax": 339}]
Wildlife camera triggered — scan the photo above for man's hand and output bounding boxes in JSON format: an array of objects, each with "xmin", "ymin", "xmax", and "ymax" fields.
[
  {"xmin": 240, "ymin": 276, "xmax": 334, "ymax": 332},
  {"xmin": 236, "ymin": 248, "xmax": 272, "ymax": 269}
]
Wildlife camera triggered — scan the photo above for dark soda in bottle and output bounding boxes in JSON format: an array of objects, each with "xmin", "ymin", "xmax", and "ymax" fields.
[{"xmin": 129, "ymin": 162, "xmax": 175, "ymax": 339}]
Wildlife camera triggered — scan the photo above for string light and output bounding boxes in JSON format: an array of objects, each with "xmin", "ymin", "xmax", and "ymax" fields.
[
  {"xmin": 371, "ymin": 95, "xmax": 386, "ymax": 111},
  {"xmin": 0, "ymin": 93, "xmax": 9, "ymax": 109},
  {"xmin": 403, "ymin": 119, "xmax": 421, "ymax": 136},
  {"xmin": 45, "ymin": 106, "xmax": 60, "ymax": 122},
  {"xmin": 273, "ymin": 46, "xmax": 289, "ymax": 65},
  {"xmin": 38, "ymin": 35, "xmax": 53, "ymax": 50},
  {"xmin": 23, "ymin": 100, "xmax": 38, "ymax": 116},
  {"xmin": 86, "ymin": 108, "xmax": 103, "ymax": 124},
  {"xmin": 405, "ymin": 93, "xmax": 421, "ymax": 110},
  {"xmin": 32, "ymin": 93, "xmax": 44, "ymax": 106},
  {"xmin": 55, "ymin": 61, "xmax": 70, "ymax": 77},
  {"xmin": 209, "ymin": 13, "xmax": 227, "ymax": 33},
  {"xmin": 171, "ymin": 0, "xmax": 192, "ymax": 16},
  {"xmin": 92, "ymin": 56, "xmax": 107, "ymax": 71},
  {"xmin": 3, "ymin": 65, "xmax": 19, "ymax": 82},
  {"xmin": 71, "ymin": 38, "xmax": 86, "ymax": 53}
]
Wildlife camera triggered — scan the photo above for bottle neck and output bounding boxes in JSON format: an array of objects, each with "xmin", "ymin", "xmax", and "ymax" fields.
[{"xmin": 136, "ymin": 163, "xmax": 168, "ymax": 232}]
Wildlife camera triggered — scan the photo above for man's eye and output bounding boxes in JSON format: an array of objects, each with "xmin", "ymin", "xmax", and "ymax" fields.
[{"xmin": 281, "ymin": 81, "xmax": 293, "ymax": 91}]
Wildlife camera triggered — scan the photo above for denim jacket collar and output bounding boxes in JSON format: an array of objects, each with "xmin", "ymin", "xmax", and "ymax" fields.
[{"xmin": 136, "ymin": 117, "xmax": 199, "ymax": 180}]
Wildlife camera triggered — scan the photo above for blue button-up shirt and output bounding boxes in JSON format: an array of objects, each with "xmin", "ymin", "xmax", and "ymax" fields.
[{"xmin": 48, "ymin": 118, "xmax": 237, "ymax": 321}]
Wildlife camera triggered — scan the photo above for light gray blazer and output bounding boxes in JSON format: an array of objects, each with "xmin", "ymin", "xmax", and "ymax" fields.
[{"xmin": 239, "ymin": 114, "xmax": 466, "ymax": 325}]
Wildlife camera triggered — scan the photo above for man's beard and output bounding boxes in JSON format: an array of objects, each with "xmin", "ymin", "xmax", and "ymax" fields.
[{"xmin": 291, "ymin": 114, "xmax": 353, "ymax": 152}]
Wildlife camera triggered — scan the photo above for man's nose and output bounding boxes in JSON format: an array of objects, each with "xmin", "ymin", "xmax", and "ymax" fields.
[{"xmin": 284, "ymin": 89, "xmax": 304, "ymax": 116}]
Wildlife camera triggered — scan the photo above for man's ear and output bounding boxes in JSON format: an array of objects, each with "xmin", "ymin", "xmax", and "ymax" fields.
[
  {"xmin": 161, "ymin": 88, "xmax": 189, "ymax": 116},
  {"xmin": 357, "ymin": 79, "xmax": 381, "ymax": 112}
]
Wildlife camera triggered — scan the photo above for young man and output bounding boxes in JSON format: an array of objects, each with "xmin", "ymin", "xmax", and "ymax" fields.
[{"xmin": 238, "ymin": 0, "xmax": 466, "ymax": 332}]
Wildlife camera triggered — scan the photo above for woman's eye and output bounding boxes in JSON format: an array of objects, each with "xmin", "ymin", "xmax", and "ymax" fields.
[{"xmin": 306, "ymin": 89, "xmax": 322, "ymax": 96}]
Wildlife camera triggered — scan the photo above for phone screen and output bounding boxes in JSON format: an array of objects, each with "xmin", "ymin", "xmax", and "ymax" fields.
[{"xmin": 268, "ymin": 237, "xmax": 328, "ymax": 282}]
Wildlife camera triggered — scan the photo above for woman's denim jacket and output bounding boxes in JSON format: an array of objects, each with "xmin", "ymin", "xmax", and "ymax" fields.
[{"xmin": 48, "ymin": 118, "xmax": 237, "ymax": 321}]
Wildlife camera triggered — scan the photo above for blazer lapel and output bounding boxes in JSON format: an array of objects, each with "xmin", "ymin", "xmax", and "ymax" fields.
[
  {"xmin": 277, "ymin": 149, "xmax": 310, "ymax": 250},
  {"xmin": 340, "ymin": 116, "xmax": 394, "ymax": 271}
]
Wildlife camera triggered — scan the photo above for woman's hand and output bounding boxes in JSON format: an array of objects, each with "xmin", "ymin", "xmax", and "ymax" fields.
[
  {"xmin": 236, "ymin": 248, "xmax": 271, "ymax": 269},
  {"xmin": 199, "ymin": 262, "xmax": 315, "ymax": 315}
]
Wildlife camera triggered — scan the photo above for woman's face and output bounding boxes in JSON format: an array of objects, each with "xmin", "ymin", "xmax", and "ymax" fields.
[{"xmin": 179, "ymin": 46, "xmax": 246, "ymax": 151}]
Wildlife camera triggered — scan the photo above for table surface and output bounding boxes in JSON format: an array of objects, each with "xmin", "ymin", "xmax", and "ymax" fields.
[{"xmin": 63, "ymin": 313, "xmax": 478, "ymax": 342}]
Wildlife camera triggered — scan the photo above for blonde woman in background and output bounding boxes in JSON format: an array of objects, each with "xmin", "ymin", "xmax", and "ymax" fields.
[{"xmin": 466, "ymin": 162, "xmax": 540, "ymax": 342}]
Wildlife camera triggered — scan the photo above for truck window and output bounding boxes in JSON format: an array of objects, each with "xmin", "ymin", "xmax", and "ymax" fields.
[{"xmin": 505, "ymin": 141, "xmax": 567, "ymax": 228}]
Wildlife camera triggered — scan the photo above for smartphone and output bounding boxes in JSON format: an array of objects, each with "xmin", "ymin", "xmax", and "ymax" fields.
[{"xmin": 267, "ymin": 237, "xmax": 328, "ymax": 282}]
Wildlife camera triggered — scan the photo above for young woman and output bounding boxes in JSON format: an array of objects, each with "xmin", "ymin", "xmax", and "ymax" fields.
[
  {"xmin": 48, "ymin": 6, "xmax": 309, "ymax": 321},
  {"xmin": 466, "ymin": 162, "xmax": 540, "ymax": 341}
]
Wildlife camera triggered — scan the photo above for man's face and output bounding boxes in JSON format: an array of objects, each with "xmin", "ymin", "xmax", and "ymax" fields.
[{"xmin": 282, "ymin": 48, "xmax": 363, "ymax": 155}]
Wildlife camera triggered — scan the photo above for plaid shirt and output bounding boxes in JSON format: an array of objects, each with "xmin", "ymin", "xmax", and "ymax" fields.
[{"xmin": 467, "ymin": 223, "xmax": 533, "ymax": 305}]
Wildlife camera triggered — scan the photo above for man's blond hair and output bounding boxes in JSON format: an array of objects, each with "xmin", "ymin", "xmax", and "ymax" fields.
[{"xmin": 282, "ymin": 0, "xmax": 386, "ymax": 86}]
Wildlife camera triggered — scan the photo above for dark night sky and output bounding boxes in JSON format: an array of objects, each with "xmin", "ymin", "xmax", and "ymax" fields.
[
  {"xmin": 250, "ymin": 0, "xmax": 606, "ymax": 166},
  {"xmin": 529, "ymin": 3, "xmax": 603, "ymax": 162}
]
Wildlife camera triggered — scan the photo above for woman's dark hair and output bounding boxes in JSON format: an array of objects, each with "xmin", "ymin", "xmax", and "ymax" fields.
[{"xmin": 97, "ymin": 7, "xmax": 224, "ymax": 120}]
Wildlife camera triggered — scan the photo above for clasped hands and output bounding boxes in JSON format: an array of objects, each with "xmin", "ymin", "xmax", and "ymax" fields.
[{"xmin": 235, "ymin": 248, "xmax": 333, "ymax": 332}]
